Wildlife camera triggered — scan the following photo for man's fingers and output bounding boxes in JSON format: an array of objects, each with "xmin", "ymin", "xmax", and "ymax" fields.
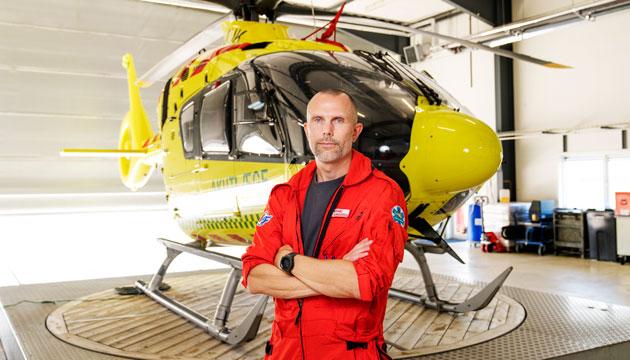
[
  {"xmin": 343, "ymin": 249, "xmax": 370, "ymax": 261},
  {"xmin": 342, "ymin": 239, "xmax": 374, "ymax": 261}
]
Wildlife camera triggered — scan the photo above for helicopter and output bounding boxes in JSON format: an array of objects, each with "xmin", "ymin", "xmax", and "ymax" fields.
[{"xmin": 60, "ymin": 0, "xmax": 568, "ymax": 346}]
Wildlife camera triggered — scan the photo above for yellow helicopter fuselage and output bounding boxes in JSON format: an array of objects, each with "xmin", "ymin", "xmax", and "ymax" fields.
[{"xmin": 117, "ymin": 20, "xmax": 502, "ymax": 245}]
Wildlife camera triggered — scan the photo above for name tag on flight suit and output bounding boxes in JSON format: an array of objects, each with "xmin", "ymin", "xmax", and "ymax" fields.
[{"xmin": 332, "ymin": 208, "xmax": 350, "ymax": 218}]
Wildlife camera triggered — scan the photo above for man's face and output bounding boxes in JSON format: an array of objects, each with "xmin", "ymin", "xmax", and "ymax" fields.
[{"xmin": 304, "ymin": 93, "xmax": 363, "ymax": 164}]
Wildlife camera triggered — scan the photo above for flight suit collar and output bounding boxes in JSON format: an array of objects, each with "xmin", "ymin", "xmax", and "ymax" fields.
[{"xmin": 288, "ymin": 150, "xmax": 373, "ymax": 192}]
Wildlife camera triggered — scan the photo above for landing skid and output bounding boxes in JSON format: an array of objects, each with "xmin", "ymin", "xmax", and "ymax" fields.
[
  {"xmin": 134, "ymin": 238, "xmax": 268, "ymax": 345},
  {"xmin": 388, "ymin": 240, "xmax": 513, "ymax": 312},
  {"xmin": 135, "ymin": 233, "xmax": 511, "ymax": 345}
]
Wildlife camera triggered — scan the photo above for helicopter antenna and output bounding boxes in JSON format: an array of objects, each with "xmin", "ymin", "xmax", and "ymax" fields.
[
  {"xmin": 301, "ymin": 2, "xmax": 346, "ymax": 44},
  {"xmin": 310, "ymin": 0, "xmax": 316, "ymax": 31}
]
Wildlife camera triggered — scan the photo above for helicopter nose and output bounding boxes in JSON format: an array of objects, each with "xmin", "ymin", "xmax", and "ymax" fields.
[{"xmin": 400, "ymin": 106, "xmax": 502, "ymax": 199}]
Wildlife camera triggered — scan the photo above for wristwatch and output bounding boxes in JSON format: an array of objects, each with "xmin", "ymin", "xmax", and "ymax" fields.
[{"xmin": 280, "ymin": 252, "xmax": 298, "ymax": 275}]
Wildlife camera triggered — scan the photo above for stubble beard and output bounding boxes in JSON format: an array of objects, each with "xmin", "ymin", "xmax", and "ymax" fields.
[{"xmin": 312, "ymin": 140, "xmax": 351, "ymax": 164}]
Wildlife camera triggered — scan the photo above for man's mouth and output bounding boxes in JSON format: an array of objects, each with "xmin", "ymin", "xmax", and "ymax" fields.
[{"xmin": 318, "ymin": 142, "xmax": 338, "ymax": 148}]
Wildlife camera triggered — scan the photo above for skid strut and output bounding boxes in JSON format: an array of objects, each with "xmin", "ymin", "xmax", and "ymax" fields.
[{"xmin": 135, "ymin": 238, "xmax": 268, "ymax": 345}]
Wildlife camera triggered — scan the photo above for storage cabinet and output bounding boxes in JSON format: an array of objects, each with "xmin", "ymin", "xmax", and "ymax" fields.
[
  {"xmin": 586, "ymin": 210, "xmax": 616, "ymax": 262},
  {"xmin": 553, "ymin": 209, "xmax": 588, "ymax": 258}
]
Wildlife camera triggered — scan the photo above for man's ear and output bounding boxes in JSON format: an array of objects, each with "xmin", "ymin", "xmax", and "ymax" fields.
[{"xmin": 352, "ymin": 122, "xmax": 363, "ymax": 142}]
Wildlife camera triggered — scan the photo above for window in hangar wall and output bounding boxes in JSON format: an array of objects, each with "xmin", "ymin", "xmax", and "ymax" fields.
[{"xmin": 560, "ymin": 155, "xmax": 630, "ymax": 210}]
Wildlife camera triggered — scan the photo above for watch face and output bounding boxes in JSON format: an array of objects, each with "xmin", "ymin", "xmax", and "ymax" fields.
[{"xmin": 280, "ymin": 256, "xmax": 291, "ymax": 271}]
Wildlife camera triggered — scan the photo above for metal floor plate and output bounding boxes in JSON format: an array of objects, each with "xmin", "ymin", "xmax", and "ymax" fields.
[
  {"xmin": 421, "ymin": 275, "xmax": 630, "ymax": 360},
  {"xmin": 1, "ymin": 269, "xmax": 630, "ymax": 359}
]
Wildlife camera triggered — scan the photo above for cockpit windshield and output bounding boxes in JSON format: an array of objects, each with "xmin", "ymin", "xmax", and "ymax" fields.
[{"xmin": 249, "ymin": 50, "xmax": 457, "ymax": 194}]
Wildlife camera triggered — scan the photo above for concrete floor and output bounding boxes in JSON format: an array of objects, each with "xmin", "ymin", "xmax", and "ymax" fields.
[{"xmin": 407, "ymin": 241, "xmax": 630, "ymax": 307}]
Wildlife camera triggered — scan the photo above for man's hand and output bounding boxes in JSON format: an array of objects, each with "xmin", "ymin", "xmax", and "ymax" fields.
[
  {"xmin": 274, "ymin": 245, "xmax": 294, "ymax": 269},
  {"xmin": 343, "ymin": 238, "xmax": 372, "ymax": 261}
]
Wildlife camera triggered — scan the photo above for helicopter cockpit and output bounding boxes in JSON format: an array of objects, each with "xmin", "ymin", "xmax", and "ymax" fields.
[{"xmin": 179, "ymin": 49, "xmax": 469, "ymax": 196}]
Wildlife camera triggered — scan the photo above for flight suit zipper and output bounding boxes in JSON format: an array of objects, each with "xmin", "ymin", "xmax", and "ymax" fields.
[
  {"xmin": 294, "ymin": 183, "xmax": 344, "ymax": 360},
  {"xmin": 295, "ymin": 192, "xmax": 306, "ymax": 360},
  {"xmin": 312, "ymin": 185, "xmax": 344, "ymax": 258}
]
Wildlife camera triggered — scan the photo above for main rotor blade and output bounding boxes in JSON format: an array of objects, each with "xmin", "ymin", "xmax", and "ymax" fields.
[
  {"xmin": 411, "ymin": 24, "xmax": 572, "ymax": 68},
  {"xmin": 137, "ymin": 12, "xmax": 234, "ymax": 88},
  {"xmin": 286, "ymin": 14, "xmax": 571, "ymax": 69}
]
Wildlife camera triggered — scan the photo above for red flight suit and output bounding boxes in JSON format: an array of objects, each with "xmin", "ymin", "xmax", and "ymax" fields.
[{"xmin": 242, "ymin": 150, "xmax": 408, "ymax": 359}]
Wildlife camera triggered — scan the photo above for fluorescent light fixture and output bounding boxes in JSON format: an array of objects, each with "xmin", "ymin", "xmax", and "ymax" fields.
[{"xmin": 139, "ymin": 0, "xmax": 230, "ymax": 13}]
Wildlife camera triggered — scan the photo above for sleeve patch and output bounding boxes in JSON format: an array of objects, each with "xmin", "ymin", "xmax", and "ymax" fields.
[
  {"xmin": 391, "ymin": 205, "xmax": 405, "ymax": 227},
  {"xmin": 257, "ymin": 211, "xmax": 273, "ymax": 227}
]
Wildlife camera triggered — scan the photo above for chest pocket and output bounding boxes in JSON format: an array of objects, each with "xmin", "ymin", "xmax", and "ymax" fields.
[{"xmin": 320, "ymin": 208, "xmax": 366, "ymax": 259}]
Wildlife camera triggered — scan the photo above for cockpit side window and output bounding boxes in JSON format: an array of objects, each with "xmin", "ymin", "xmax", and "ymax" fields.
[
  {"xmin": 180, "ymin": 101, "xmax": 195, "ymax": 155},
  {"xmin": 200, "ymin": 81, "xmax": 231, "ymax": 155},
  {"xmin": 232, "ymin": 73, "xmax": 283, "ymax": 157}
]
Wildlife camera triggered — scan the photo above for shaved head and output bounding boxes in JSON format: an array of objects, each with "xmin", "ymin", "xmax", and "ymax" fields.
[{"xmin": 307, "ymin": 89, "xmax": 358, "ymax": 124}]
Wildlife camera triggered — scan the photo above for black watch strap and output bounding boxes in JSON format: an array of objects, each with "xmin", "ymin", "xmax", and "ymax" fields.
[{"xmin": 280, "ymin": 252, "xmax": 298, "ymax": 275}]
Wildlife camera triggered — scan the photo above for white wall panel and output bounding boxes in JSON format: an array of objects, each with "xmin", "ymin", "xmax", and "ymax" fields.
[
  {"xmin": 0, "ymin": 0, "xmax": 216, "ymax": 196},
  {"xmin": 513, "ymin": 6, "xmax": 630, "ymax": 202}
]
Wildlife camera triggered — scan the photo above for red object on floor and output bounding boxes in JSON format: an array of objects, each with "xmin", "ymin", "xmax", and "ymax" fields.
[{"xmin": 481, "ymin": 232, "xmax": 507, "ymax": 253}]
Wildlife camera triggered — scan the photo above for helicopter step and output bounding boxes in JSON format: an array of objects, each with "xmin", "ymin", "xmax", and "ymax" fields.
[
  {"xmin": 134, "ymin": 238, "xmax": 269, "ymax": 346},
  {"xmin": 388, "ymin": 240, "xmax": 513, "ymax": 313}
]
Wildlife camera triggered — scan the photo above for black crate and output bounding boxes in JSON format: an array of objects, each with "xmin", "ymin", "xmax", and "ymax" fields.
[{"xmin": 553, "ymin": 209, "xmax": 588, "ymax": 257}]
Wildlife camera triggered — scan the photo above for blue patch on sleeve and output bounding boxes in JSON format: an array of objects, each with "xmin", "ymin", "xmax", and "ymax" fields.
[
  {"xmin": 257, "ymin": 211, "xmax": 273, "ymax": 227},
  {"xmin": 391, "ymin": 205, "xmax": 405, "ymax": 227}
]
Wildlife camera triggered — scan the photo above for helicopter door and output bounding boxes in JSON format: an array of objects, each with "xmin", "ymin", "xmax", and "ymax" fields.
[
  {"xmin": 193, "ymin": 81, "xmax": 241, "ymax": 241},
  {"xmin": 231, "ymin": 72, "xmax": 286, "ymax": 220},
  {"xmin": 163, "ymin": 98, "xmax": 202, "ymax": 224}
]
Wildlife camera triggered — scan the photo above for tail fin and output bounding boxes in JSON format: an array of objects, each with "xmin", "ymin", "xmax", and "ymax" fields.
[
  {"xmin": 118, "ymin": 54, "xmax": 156, "ymax": 190},
  {"xmin": 61, "ymin": 54, "xmax": 161, "ymax": 190}
]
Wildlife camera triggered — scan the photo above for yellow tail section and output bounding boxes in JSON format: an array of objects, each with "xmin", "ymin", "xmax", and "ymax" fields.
[{"xmin": 119, "ymin": 54, "xmax": 156, "ymax": 190}]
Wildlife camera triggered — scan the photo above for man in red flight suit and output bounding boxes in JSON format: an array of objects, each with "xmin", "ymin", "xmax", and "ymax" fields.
[{"xmin": 241, "ymin": 89, "xmax": 408, "ymax": 359}]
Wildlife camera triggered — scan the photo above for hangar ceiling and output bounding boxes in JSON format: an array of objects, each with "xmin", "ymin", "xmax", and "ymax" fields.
[{"xmin": 284, "ymin": 0, "xmax": 455, "ymax": 23}]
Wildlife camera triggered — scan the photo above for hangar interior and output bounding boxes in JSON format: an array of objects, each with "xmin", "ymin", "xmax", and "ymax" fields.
[{"xmin": 1, "ymin": 0, "xmax": 630, "ymax": 359}]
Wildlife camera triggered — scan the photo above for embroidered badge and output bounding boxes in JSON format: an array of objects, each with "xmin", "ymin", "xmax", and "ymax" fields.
[
  {"xmin": 391, "ymin": 205, "xmax": 405, "ymax": 227},
  {"xmin": 332, "ymin": 208, "xmax": 350, "ymax": 218},
  {"xmin": 257, "ymin": 211, "xmax": 273, "ymax": 227}
]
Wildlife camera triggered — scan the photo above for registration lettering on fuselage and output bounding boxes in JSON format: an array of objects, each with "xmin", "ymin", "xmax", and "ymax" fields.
[{"xmin": 209, "ymin": 169, "xmax": 269, "ymax": 190}]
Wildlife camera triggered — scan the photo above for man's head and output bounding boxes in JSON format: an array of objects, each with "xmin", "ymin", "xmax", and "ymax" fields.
[{"xmin": 304, "ymin": 89, "xmax": 363, "ymax": 165}]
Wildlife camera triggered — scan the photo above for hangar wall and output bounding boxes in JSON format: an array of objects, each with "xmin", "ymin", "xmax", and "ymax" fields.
[
  {"xmin": 0, "ymin": 0, "xmax": 219, "ymax": 198},
  {"xmin": 512, "ymin": 1, "xmax": 630, "ymax": 202}
]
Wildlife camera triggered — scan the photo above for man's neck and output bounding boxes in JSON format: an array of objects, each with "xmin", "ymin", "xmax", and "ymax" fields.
[{"xmin": 315, "ymin": 153, "xmax": 352, "ymax": 182}]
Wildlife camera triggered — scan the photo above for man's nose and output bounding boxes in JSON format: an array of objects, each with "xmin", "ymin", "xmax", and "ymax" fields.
[{"xmin": 321, "ymin": 120, "xmax": 333, "ymax": 136}]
